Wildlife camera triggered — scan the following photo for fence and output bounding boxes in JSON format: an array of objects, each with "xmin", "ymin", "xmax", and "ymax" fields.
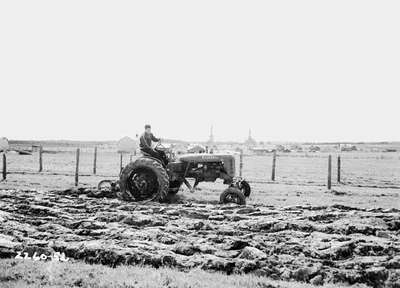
[
  {"xmin": 1, "ymin": 147, "xmax": 400, "ymax": 189},
  {"xmin": 0, "ymin": 146, "xmax": 135, "ymax": 186},
  {"xmin": 235, "ymin": 152, "xmax": 400, "ymax": 189}
]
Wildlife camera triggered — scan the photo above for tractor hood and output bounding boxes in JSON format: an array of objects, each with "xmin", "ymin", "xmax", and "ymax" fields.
[
  {"xmin": 178, "ymin": 153, "xmax": 236, "ymax": 178},
  {"xmin": 179, "ymin": 153, "xmax": 234, "ymax": 163}
]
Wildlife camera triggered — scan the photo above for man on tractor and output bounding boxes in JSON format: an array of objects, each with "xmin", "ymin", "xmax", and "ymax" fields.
[{"xmin": 139, "ymin": 124, "xmax": 167, "ymax": 165}]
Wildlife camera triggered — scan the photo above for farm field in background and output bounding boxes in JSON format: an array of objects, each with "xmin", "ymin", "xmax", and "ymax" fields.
[
  {"xmin": 241, "ymin": 152, "xmax": 400, "ymax": 188},
  {"xmin": 2, "ymin": 147, "xmax": 400, "ymax": 189}
]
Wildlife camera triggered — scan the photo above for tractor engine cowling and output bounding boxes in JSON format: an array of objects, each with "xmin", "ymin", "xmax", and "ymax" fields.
[{"xmin": 177, "ymin": 153, "xmax": 236, "ymax": 178}]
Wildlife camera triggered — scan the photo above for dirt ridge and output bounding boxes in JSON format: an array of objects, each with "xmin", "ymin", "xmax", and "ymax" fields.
[{"xmin": 0, "ymin": 188, "xmax": 399, "ymax": 287}]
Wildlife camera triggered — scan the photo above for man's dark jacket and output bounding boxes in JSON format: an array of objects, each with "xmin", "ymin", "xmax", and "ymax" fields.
[{"xmin": 139, "ymin": 132, "xmax": 159, "ymax": 150}]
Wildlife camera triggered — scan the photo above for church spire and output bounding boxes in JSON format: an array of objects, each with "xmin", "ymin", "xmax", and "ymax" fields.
[
  {"xmin": 208, "ymin": 125, "xmax": 214, "ymax": 144},
  {"xmin": 245, "ymin": 128, "xmax": 257, "ymax": 147}
]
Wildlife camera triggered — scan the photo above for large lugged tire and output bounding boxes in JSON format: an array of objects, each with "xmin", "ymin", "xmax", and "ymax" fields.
[
  {"xmin": 220, "ymin": 187, "xmax": 246, "ymax": 205},
  {"xmin": 119, "ymin": 157, "xmax": 169, "ymax": 202}
]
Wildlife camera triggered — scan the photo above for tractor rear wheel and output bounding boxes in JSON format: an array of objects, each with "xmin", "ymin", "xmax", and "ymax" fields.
[
  {"xmin": 119, "ymin": 157, "xmax": 169, "ymax": 202},
  {"xmin": 220, "ymin": 187, "xmax": 246, "ymax": 205}
]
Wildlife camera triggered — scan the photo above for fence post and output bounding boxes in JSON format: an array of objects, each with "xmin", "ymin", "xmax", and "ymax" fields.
[
  {"xmin": 271, "ymin": 151, "xmax": 276, "ymax": 181},
  {"xmin": 2, "ymin": 153, "xmax": 6, "ymax": 180},
  {"xmin": 75, "ymin": 148, "xmax": 80, "ymax": 186},
  {"xmin": 93, "ymin": 147, "xmax": 97, "ymax": 175},
  {"xmin": 120, "ymin": 153, "xmax": 123, "ymax": 172},
  {"xmin": 39, "ymin": 146, "xmax": 43, "ymax": 172},
  {"xmin": 337, "ymin": 155, "xmax": 341, "ymax": 183},
  {"xmin": 327, "ymin": 154, "xmax": 332, "ymax": 190},
  {"xmin": 239, "ymin": 150, "xmax": 243, "ymax": 177}
]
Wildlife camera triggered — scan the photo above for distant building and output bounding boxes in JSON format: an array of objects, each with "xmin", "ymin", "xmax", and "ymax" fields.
[
  {"xmin": 117, "ymin": 136, "xmax": 137, "ymax": 153},
  {"xmin": 290, "ymin": 144, "xmax": 303, "ymax": 152},
  {"xmin": 0, "ymin": 137, "xmax": 9, "ymax": 153},
  {"xmin": 172, "ymin": 143, "xmax": 189, "ymax": 155},
  {"xmin": 187, "ymin": 144, "xmax": 206, "ymax": 154},
  {"xmin": 207, "ymin": 126, "xmax": 215, "ymax": 146},
  {"xmin": 206, "ymin": 125, "xmax": 218, "ymax": 152},
  {"xmin": 31, "ymin": 145, "xmax": 41, "ymax": 152},
  {"xmin": 383, "ymin": 148, "xmax": 397, "ymax": 152},
  {"xmin": 250, "ymin": 147, "xmax": 274, "ymax": 155},
  {"xmin": 309, "ymin": 145, "xmax": 321, "ymax": 152},
  {"xmin": 275, "ymin": 144, "xmax": 291, "ymax": 153},
  {"xmin": 244, "ymin": 129, "xmax": 257, "ymax": 147},
  {"xmin": 341, "ymin": 144, "xmax": 357, "ymax": 152}
]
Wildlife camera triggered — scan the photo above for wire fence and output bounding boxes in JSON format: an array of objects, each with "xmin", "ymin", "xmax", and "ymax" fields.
[
  {"xmin": 235, "ymin": 152, "xmax": 400, "ymax": 189},
  {"xmin": 1, "ymin": 147, "xmax": 400, "ymax": 189}
]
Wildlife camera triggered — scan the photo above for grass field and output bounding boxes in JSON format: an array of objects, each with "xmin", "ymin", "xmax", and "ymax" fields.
[{"xmin": 0, "ymin": 259, "xmax": 357, "ymax": 288}]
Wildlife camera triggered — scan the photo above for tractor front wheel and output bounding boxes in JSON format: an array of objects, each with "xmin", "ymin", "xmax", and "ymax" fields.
[
  {"xmin": 239, "ymin": 180, "xmax": 251, "ymax": 197},
  {"xmin": 220, "ymin": 187, "xmax": 246, "ymax": 205}
]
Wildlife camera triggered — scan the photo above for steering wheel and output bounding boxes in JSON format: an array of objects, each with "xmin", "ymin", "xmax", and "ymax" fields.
[{"xmin": 154, "ymin": 139, "xmax": 165, "ymax": 150}]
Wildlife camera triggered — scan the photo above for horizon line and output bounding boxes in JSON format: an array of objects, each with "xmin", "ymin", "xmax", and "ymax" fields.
[{"xmin": 6, "ymin": 138, "xmax": 400, "ymax": 145}]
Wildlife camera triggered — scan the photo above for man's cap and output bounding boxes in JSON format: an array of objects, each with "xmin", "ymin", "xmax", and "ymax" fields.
[{"xmin": 145, "ymin": 124, "xmax": 151, "ymax": 129}]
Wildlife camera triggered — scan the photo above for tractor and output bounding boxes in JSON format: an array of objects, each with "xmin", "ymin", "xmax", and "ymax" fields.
[{"xmin": 116, "ymin": 142, "xmax": 251, "ymax": 205}]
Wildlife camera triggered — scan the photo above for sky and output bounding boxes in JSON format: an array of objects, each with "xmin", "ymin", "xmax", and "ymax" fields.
[{"xmin": 0, "ymin": 1, "xmax": 399, "ymax": 143}]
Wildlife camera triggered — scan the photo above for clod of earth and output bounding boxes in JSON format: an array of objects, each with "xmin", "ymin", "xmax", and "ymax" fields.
[{"xmin": 0, "ymin": 188, "xmax": 399, "ymax": 287}]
